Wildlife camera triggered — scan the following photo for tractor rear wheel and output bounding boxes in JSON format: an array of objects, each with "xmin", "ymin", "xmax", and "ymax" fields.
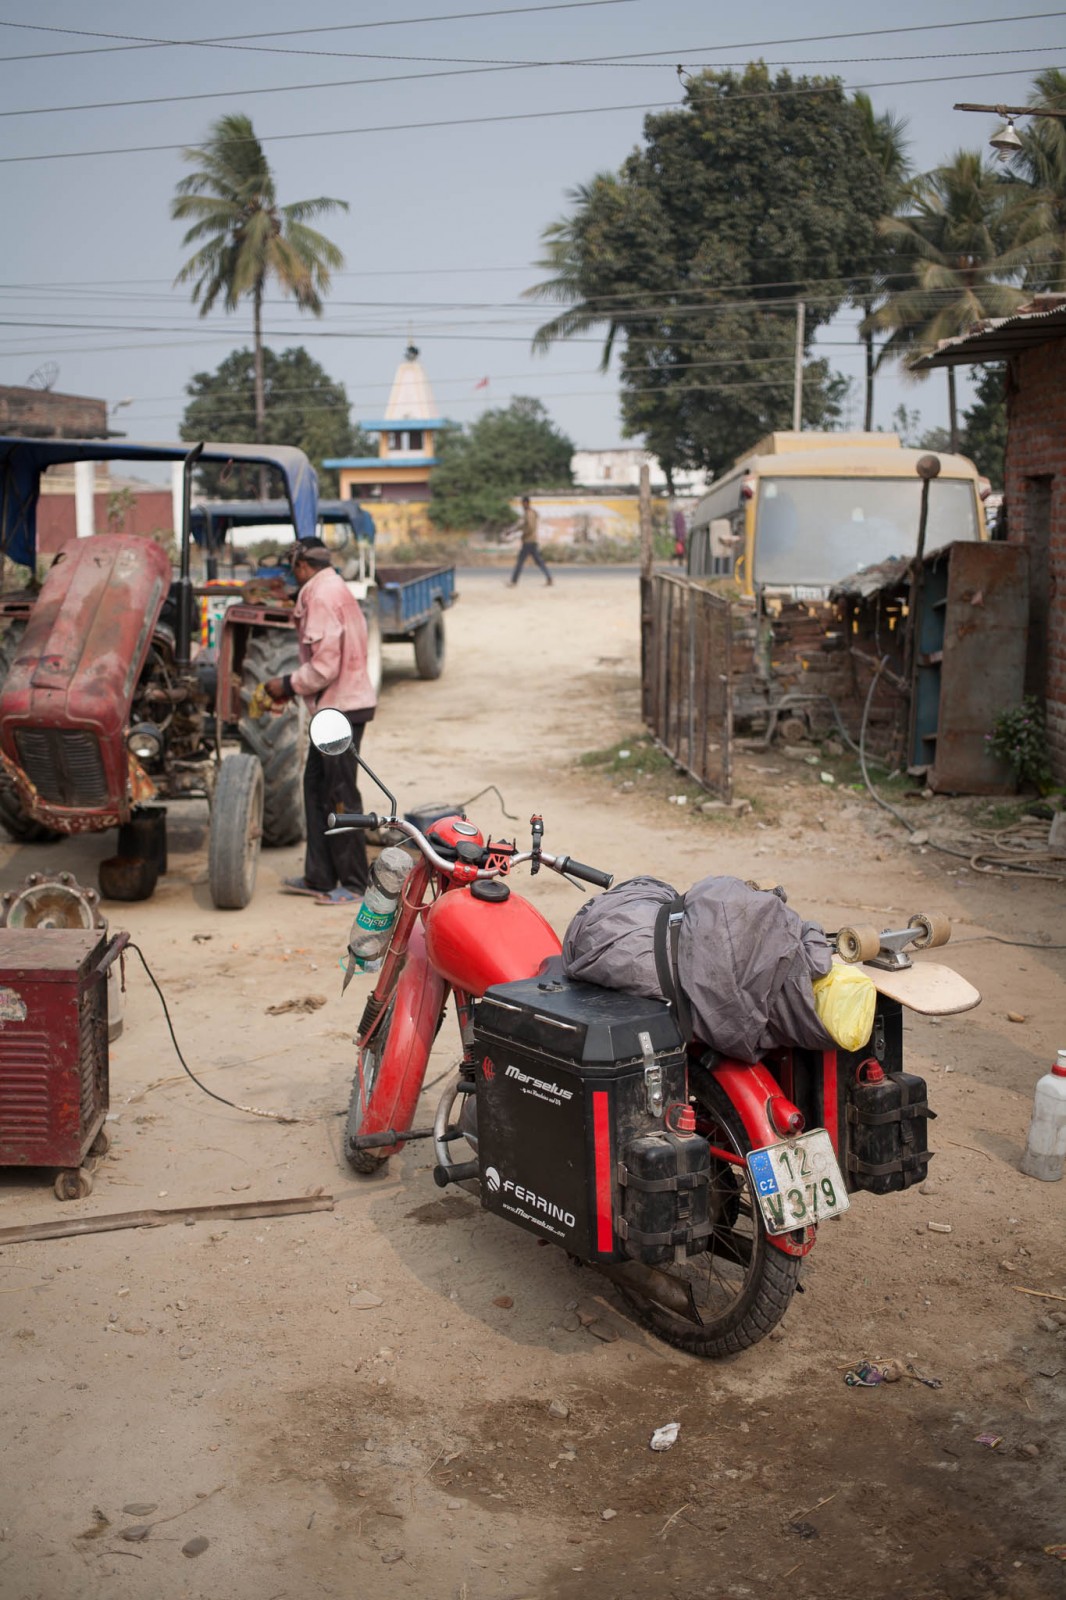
[
  {"xmin": 208, "ymin": 753, "xmax": 263, "ymax": 910},
  {"xmin": 238, "ymin": 630, "xmax": 307, "ymax": 847},
  {"xmin": 0, "ymin": 620, "xmax": 62, "ymax": 844}
]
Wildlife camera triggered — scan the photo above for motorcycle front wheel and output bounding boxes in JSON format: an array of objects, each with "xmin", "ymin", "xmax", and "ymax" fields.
[
  {"xmin": 344, "ymin": 996, "xmax": 397, "ymax": 1176},
  {"xmin": 612, "ymin": 1067, "xmax": 802, "ymax": 1358}
]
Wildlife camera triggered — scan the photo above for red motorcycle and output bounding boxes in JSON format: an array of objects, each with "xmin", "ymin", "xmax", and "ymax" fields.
[{"xmin": 312, "ymin": 710, "xmax": 974, "ymax": 1359}]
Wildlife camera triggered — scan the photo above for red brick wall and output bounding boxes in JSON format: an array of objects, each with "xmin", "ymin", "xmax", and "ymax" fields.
[
  {"xmin": 36, "ymin": 491, "xmax": 175, "ymax": 558},
  {"xmin": 1003, "ymin": 342, "xmax": 1066, "ymax": 782}
]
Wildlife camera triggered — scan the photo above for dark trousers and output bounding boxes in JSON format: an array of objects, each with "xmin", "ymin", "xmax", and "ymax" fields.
[
  {"xmin": 510, "ymin": 542, "xmax": 552, "ymax": 583},
  {"xmin": 303, "ymin": 713, "xmax": 370, "ymax": 893}
]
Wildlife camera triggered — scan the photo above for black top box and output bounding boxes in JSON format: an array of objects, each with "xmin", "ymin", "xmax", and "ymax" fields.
[{"xmin": 476, "ymin": 970, "xmax": 683, "ymax": 1074}]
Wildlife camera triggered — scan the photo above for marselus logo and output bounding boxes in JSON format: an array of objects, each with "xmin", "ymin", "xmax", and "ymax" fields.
[{"xmin": 504, "ymin": 1063, "xmax": 573, "ymax": 1101}]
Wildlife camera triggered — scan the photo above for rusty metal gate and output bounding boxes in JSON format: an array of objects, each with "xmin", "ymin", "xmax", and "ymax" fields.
[{"xmin": 641, "ymin": 573, "xmax": 733, "ymax": 802}]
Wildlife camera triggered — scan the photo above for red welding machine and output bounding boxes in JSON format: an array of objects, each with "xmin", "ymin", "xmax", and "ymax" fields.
[{"xmin": 0, "ymin": 928, "xmax": 127, "ymax": 1200}]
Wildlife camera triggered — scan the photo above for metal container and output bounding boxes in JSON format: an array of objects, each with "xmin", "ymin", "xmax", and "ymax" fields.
[{"xmin": 0, "ymin": 928, "xmax": 127, "ymax": 1195}]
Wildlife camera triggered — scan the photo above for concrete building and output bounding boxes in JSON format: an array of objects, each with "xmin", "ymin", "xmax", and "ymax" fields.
[
  {"xmin": 570, "ymin": 448, "xmax": 710, "ymax": 498},
  {"xmin": 916, "ymin": 296, "xmax": 1066, "ymax": 782}
]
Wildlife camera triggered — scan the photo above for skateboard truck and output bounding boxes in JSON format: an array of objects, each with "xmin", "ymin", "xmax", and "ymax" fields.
[{"xmin": 833, "ymin": 912, "xmax": 951, "ymax": 970}]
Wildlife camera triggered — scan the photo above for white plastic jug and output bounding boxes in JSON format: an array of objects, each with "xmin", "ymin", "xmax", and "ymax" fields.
[{"xmin": 1019, "ymin": 1050, "xmax": 1066, "ymax": 1182}]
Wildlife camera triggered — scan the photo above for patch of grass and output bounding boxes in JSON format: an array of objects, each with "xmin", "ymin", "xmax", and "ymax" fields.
[{"xmin": 579, "ymin": 735, "xmax": 674, "ymax": 778}]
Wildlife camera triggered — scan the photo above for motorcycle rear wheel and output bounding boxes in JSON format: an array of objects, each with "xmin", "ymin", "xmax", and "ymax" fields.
[
  {"xmin": 612, "ymin": 1069, "xmax": 802, "ymax": 1358},
  {"xmin": 344, "ymin": 996, "xmax": 396, "ymax": 1175}
]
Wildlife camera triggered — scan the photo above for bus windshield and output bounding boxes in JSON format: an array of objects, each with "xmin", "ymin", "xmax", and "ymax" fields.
[{"xmin": 754, "ymin": 476, "xmax": 979, "ymax": 588}]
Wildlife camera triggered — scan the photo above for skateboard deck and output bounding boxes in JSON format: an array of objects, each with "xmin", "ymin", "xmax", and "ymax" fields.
[{"xmin": 858, "ymin": 959, "xmax": 981, "ymax": 1016}]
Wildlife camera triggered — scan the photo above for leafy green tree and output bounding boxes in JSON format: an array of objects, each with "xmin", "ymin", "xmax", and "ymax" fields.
[
  {"xmin": 960, "ymin": 364, "xmax": 1007, "ymax": 485},
  {"xmin": 526, "ymin": 66, "xmax": 894, "ymax": 478},
  {"xmin": 181, "ymin": 346, "xmax": 373, "ymax": 497},
  {"xmin": 171, "ymin": 113, "xmax": 348, "ymax": 485},
  {"xmin": 428, "ymin": 398, "xmax": 573, "ymax": 531},
  {"xmin": 871, "ymin": 150, "xmax": 1028, "ymax": 447}
]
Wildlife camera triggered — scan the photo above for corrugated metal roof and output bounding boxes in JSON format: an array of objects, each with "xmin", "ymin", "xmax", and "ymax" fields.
[{"xmin": 912, "ymin": 297, "xmax": 1066, "ymax": 369}]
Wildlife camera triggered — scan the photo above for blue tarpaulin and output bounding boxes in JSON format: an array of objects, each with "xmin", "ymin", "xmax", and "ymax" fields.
[{"xmin": 0, "ymin": 438, "xmax": 319, "ymax": 569}]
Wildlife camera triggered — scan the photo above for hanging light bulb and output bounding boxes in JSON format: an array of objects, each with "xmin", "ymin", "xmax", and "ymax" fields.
[{"xmin": 990, "ymin": 117, "xmax": 1023, "ymax": 160}]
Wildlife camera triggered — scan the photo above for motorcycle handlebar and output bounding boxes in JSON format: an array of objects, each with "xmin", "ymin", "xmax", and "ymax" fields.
[{"xmin": 324, "ymin": 813, "xmax": 613, "ymax": 889}]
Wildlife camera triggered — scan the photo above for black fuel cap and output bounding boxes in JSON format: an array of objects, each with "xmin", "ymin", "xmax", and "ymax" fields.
[{"xmin": 470, "ymin": 879, "xmax": 510, "ymax": 903}]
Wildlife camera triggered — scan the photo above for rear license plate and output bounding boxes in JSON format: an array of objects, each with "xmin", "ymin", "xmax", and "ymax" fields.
[{"xmin": 746, "ymin": 1129, "xmax": 850, "ymax": 1235}]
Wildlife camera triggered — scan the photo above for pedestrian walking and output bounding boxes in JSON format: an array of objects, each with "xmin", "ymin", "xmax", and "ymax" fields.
[
  {"xmin": 509, "ymin": 496, "xmax": 553, "ymax": 587},
  {"xmin": 263, "ymin": 538, "xmax": 377, "ymax": 903}
]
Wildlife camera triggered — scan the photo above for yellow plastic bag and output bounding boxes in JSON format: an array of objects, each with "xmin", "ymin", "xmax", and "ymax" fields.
[{"xmin": 812, "ymin": 961, "xmax": 876, "ymax": 1052}]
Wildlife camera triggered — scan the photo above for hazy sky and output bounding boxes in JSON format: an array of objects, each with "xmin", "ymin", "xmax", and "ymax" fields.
[{"xmin": 0, "ymin": 1, "xmax": 1061, "ymax": 462}]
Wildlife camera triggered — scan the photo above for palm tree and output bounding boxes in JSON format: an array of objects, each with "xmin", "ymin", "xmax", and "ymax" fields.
[
  {"xmin": 872, "ymin": 150, "xmax": 1029, "ymax": 448},
  {"xmin": 852, "ymin": 93, "xmax": 911, "ymax": 430},
  {"xmin": 172, "ymin": 113, "xmax": 348, "ymax": 487},
  {"xmin": 524, "ymin": 173, "xmax": 633, "ymax": 369},
  {"xmin": 1005, "ymin": 68, "xmax": 1066, "ymax": 293}
]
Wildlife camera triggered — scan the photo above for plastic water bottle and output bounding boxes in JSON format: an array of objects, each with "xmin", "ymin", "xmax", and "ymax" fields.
[
  {"xmin": 1019, "ymin": 1050, "xmax": 1066, "ymax": 1182},
  {"xmin": 342, "ymin": 847, "xmax": 413, "ymax": 986}
]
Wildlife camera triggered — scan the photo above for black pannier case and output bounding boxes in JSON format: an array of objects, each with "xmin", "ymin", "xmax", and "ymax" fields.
[{"xmin": 473, "ymin": 970, "xmax": 704, "ymax": 1264}]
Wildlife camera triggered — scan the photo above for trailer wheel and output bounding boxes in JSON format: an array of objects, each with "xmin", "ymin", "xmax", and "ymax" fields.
[
  {"xmin": 238, "ymin": 630, "xmax": 307, "ymax": 847},
  {"xmin": 0, "ymin": 621, "xmax": 63, "ymax": 844},
  {"xmin": 209, "ymin": 753, "xmax": 263, "ymax": 910},
  {"xmin": 55, "ymin": 1168, "xmax": 93, "ymax": 1201},
  {"xmin": 413, "ymin": 606, "xmax": 445, "ymax": 680}
]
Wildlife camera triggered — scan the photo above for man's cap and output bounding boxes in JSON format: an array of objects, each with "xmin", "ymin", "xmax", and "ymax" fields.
[{"xmin": 292, "ymin": 538, "xmax": 332, "ymax": 568}]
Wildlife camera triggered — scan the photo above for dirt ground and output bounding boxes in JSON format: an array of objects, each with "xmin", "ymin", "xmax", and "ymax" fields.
[{"xmin": 1, "ymin": 568, "xmax": 1064, "ymax": 1600}]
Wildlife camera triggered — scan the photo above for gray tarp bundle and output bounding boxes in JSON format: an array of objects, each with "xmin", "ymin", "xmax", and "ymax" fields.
[{"xmin": 562, "ymin": 874, "xmax": 835, "ymax": 1063}]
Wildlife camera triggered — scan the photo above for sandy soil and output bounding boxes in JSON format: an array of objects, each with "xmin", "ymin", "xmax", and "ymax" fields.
[{"xmin": 0, "ymin": 568, "xmax": 1064, "ymax": 1600}]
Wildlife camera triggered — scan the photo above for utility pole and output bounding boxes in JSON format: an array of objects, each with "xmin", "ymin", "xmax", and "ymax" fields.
[{"xmin": 792, "ymin": 299, "xmax": 806, "ymax": 432}]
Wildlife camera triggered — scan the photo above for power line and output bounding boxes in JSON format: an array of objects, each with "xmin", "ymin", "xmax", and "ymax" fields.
[
  {"xmin": 3, "ymin": 45, "xmax": 1061, "ymax": 121},
  {"xmin": 0, "ymin": 1, "xmax": 638, "ymax": 61},
  {"xmin": 1, "ymin": 8, "xmax": 1061, "ymax": 65},
  {"xmin": 4, "ymin": 62, "xmax": 1065, "ymax": 166}
]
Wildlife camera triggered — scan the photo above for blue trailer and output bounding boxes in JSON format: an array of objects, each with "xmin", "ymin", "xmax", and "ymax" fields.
[{"xmin": 191, "ymin": 499, "xmax": 458, "ymax": 686}]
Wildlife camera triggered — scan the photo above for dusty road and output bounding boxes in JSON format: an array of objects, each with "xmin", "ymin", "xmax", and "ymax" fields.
[{"xmin": 1, "ymin": 569, "xmax": 1064, "ymax": 1600}]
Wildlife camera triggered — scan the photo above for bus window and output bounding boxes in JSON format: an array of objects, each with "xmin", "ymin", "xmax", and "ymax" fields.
[{"xmin": 755, "ymin": 476, "xmax": 979, "ymax": 588}]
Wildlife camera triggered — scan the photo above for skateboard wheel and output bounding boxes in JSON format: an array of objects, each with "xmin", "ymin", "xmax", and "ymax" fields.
[
  {"xmin": 908, "ymin": 912, "xmax": 951, "ymax": 949},
  {"xmin": 836, "ymin": 924, "xmax": 881, "ymax": 963}
]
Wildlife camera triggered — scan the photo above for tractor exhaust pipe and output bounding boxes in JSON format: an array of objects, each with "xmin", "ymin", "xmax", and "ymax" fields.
[{"xmin": 176, "ymin": 441, "xmax": 204, "ymax": 672}]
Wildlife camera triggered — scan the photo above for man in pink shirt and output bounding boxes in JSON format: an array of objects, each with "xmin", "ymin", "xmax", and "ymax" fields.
[{"xmin": 264, "ymin": 539, "xmax": 377, "ymax": 901}]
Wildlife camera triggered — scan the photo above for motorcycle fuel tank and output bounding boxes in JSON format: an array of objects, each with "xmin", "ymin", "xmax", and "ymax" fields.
[{"xmin": 423, "ymin": 884, "xmax": 561, "ymax": 997}]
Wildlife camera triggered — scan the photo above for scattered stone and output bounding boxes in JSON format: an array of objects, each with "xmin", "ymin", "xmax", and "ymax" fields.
[
  {"xmin": 650, "ymin": 1422, "xmax": 680, "ymax": 1451},
  {"xmin": 492, "ymin": 1295, "xmax": 514, "ymax": 1310},
  {"xmin": 120, "ymin": 1526, "xmax": 151, "ymax": 1543},
  {"xmin": 588, "ymin": 1323, "xmax": 620, "ymax": 1343},
  {"xmin": 381, "ymin": 1550, "xmax": 404, "ymax": 1565},
  {"xmin": 122, "ymin": 1504, "xmax": 157, "ymax": 1517},
  {"xmin": 182, "ymin": 1536, "xmax": 209, "ymax": 1558},
  {"xmin": 1018, "ymin": 1443, "xmax": 1041, "ymax": 1460},
  {"xmin": 1038, "ymin": 1315, "xmax": 1059, "ymax": 1333},
  {"xmin": 447, "ymin": 1499, "xmax": 464, "ymax": 1511},
  {"xmin": 547, "ymin": 1399, "xmax": 570, "ymax": 1421},
  {"xmin": 823, "ymin": 739, "xmax": 844, "ymax": 757},
  {"xmin": 349, "ymin": 1290, "xmax": 384, "ymax": 1310},
  {"xmin": 1007, "ymin": 1012, "xmax": 1026, "ymax": 1024},
  {"xmin": 600, "ymin": 1509, "xmax": 617, "ymax": 1521},
  {"xmin": 918, "ymin": 1181, "xmax": 938, "ymax": 1196},
  {"xmin": 909, "ymin": 832, "xmax": 930, "ymax": 847},
  {"xmin": 178, "ymin": 1345, "xmax": 195, "ymax": 1359},
  {"xmin": 790, "ymin": 1521, "xmax": 819, "ymax": 1539},
  {"xmin": 819, "ymin": 772, "xmax": 835, "ymax": 785}
]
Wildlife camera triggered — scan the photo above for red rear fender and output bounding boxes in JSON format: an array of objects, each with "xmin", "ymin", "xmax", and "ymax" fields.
[{"xmin": 710, "ymin": 1060, "xmax": 814, "ymax": 1259}]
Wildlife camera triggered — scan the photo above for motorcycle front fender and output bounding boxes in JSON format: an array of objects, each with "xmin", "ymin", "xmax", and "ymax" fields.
[
  {"xmin": 710, "ymin": 1059, "xmax": 815, "ymax": 1260},
  {"xmin": 360, "ymin": 921, "xmax": 448, "ymax": 1158}
]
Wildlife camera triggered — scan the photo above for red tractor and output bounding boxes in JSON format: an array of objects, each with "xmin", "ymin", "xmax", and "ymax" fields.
[{"xmin": 0, "ymin": 438, "xmax": 316, "ymax": 908}]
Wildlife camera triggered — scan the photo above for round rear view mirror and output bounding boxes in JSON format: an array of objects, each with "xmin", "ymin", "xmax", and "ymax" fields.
[{"xmin": 309, "ymin": 706, "xmax": 353, "ymax": 756}]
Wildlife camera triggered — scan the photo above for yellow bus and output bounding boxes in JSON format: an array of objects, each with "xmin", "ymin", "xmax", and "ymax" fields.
[{"xmin": 687, "ymin": 432, "xmax": 989, "ymax": 598}]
